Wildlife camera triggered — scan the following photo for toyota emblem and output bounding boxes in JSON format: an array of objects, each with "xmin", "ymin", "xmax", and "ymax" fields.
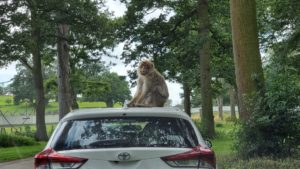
[{"xmin": 118, "ymin": 152, "xmax": 131, "ymax": 161}]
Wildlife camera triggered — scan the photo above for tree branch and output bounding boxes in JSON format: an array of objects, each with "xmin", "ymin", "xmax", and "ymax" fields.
[
  {"xmin": 19, "ymin": 57, "xmax": 33, "ymax": 72},
  {"xmin": 170, "ymin": 8, "xmax": 197, "ymax": 33}
]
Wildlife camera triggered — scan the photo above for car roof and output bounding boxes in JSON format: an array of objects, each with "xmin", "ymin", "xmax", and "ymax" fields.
[{"xmin": 61, "ymin": 107, "xmax": 191, "ymax": 122}]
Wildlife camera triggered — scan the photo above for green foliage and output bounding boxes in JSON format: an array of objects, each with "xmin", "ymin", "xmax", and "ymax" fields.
[
  {"xmin": 9, "ymin": 67, "xmax": 35, "ymax": 105},
  {"xmin": 97, "ymin": 72, "xmax": 131, "ymax": 107},
  {"xmin": 73, "ymin": 61, "xmax": 130, "ymax": 106},
  {"xmin": 44, "ymin": 76, "xmax": 58, "ymax": 101},
  {"xmin": 81, "ymin": 80, "xmax": 109, "ymax": 102},
  {"xmin": 74, "ymin": 62, "xmax": 111, "ymax": 103},
  {"xmin": 0, "ymin": 134, "xmax": 37, "ymax": 147},
  {"xmin": 5, "ymin": 98, "xmax": 12, "ymax": 105},
  {"xmin": 194, "ymin": 120, "xmax": 299, "ymax": 168},
  {"xmin": 257, "ymin": 0, "xmax": 300, "ymax": 50},
  {"xmin": 233, "ymin": 0, "xmax": 300, "ymax": 158},
  {"xmin": 20, "ymin": 125, "xmax": 36, "ymax": 138},
  {"xmin": 191, "ymin": 87, "xmax": 201, "ymax": 107},
  {"xmin": 0, "ymin": 86, "xmax": 4, "ymax": 95},
  {"xmin": 235, "ymin": 63, "xmax": 300, "ymax": 158},
  {"xmin": 225, "ymin": 116, "xmax": 238, "ymax": 123}
]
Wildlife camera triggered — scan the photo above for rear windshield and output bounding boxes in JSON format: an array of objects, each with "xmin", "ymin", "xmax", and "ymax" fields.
[{"xmin": 52, "ymin": 117, "xmax": 198, "ymax": 150}]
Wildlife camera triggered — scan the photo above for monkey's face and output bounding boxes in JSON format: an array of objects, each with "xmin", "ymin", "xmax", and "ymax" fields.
[
  {"xmin": 139, "ymin": 61, "xmax": 154, "ymax": 76},
  {"xmin": 139, "ymin": 64, "xmax": 151, "ymax": 75}
]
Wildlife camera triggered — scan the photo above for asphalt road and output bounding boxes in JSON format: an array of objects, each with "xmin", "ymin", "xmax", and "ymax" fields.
[{"xmin": 0, "ymin": 158, "xmax": 33, "ymax": 169}]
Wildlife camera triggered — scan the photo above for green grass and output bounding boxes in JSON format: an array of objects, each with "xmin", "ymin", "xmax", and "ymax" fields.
[
  {"xmin": 78, "ymin": 101, "xmax": 106, "ymax": 108},
  {"xmin": 0, "ymin": 95, "xmax": 35, "ymax": 115},
  {"xmin": 0, "ymin": 95, "xmax": 123, "ymax": 115},
  {"xmin": 216, "ymin": 153, "xmax": 300, "ymax": 169},
  {"xmin": 211, "ymin": 122, "xmax": 236, "ymax": 154},
  {"xmin": 0, "ymin": 142, "xmax": 46, "ymax": 162},
  {"xmin": 2, "ymin": 124, "xmax": 56, "ymax": 136}
]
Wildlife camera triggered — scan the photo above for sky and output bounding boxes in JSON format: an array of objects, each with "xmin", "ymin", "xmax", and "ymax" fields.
[
  {"xmin": 0, "ymin": 62, "xmax": 17, "ymax": 84},
  {"xmin": 0, "ymin": 0, "xmax": 183, "ymax": 105}
]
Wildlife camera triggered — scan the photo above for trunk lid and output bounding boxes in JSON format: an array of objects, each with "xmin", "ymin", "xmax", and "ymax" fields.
[{"xmin": 59, "ymin": 147, "xmax": 190, "ymax": 169}]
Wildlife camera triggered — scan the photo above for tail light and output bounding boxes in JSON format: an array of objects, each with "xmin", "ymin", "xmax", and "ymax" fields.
[
  {"xmin": 161, "ymin": 145, "xmax": 216, "ymax": 169},
  {"xmin": 34, "ymin": 148, "xmax": 87, "ymax": 169}
]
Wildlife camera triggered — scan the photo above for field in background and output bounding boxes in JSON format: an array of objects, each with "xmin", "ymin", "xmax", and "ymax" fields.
[
  {"xmin": 0, "ymin": 95, "xmax": 121, "ymax": 115},
  {"xmin": 1, "ymin": 124, "xmax": 56, "ymax": 136}
]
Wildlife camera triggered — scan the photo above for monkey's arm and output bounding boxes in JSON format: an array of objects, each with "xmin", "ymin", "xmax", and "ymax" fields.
[
  {"xmin": 156, "ymin": 81, "xmax": 169, "ymax": 98},
  {"xmin": 127, "ymin": 78, "xmax": 144, "ymax": 107}
]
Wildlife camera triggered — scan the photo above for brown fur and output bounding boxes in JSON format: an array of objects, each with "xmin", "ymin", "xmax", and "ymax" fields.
[{"xmin": 127, "ymin": 60, "xmax": 169, "ymax": 107}]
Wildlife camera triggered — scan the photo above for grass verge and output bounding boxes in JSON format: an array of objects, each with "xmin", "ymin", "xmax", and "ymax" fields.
[
  {"xmin": 217, "ymin": 153, "xmax": 300, "ymax": 169},
  {"xmin": 0, "ymin": 142, "xmax": 46, "ymax": 162}
]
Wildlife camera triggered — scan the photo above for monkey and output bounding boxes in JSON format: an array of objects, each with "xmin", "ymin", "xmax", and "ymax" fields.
[{"xmin": 127, "ymin": 60, "xmax": 169, "ymax": 107}]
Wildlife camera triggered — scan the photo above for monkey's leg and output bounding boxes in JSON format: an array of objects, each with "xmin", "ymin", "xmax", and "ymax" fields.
[
  {"xmin": 135, "ymin": 103, "xmax": 152, "ymax": 107},
  {"xmin": 136, "ymin": 94, "xmax": 161, "ymax": 107}
]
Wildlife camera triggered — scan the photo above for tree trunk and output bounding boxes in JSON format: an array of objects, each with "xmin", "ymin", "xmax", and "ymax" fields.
[
  {"xmin": 106, "ymin": 100, "xmax": 114, "ymax": 108},
  {"xmin": 229, "ymin": 86, "xmax": 237, "ymax": 120},
  {"xmin": 217, "ymin": 96, "xmax": 223, "ymax": 120},
  {"xmin": 183, "ymin": 82, "xmax": 191, "ymax": 117},
  {"xmin": 230, "ymin": 0, "xmax": 265, "ymax": 121},
  {"xmin": 57, "ymin": 23, "xmax": 71, "ymax": 120},
  {"xmin": 198, "ymin": 0, "xmax": 215, "ymax": 137},
  {"xmin": 70, "ymin": 85, "xmax": 79, "ymax": 109},
  {"xmin": 31, "ymin": 13, "xmax": 48, "ymax": 141}
]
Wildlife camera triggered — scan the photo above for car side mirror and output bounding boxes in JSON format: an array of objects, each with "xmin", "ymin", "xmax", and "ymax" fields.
[{"xmin": 204, "ymin": 139, "xmax": 212, "ymax": 148}]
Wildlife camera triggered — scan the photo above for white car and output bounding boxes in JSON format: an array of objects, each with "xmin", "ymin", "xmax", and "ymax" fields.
[{"xmin": 35, "ymin": 107, "xmax": 216, "ymax": 169}]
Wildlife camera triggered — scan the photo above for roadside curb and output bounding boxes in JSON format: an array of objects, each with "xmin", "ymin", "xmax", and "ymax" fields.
[{"xmin": 0, "ymin": 157, "xmax": 33, "ymax": 169}]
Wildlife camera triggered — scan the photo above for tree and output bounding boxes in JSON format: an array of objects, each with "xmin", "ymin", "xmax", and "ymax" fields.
[
  {"xmin": 233, "ymin": 0, "xmax": 300, "ymax": 157},
  {"xmin": 9, "ymin": 67, "xmax": 35, "ymax": 105},
  {"xmin": 80, "ymin": 71, "xmax": 131, "ymax": 107},
  {"xmin": 119, "ymin": 0, "xmax": 240, "ymax": 137},
  {"xmin": 52, "ymin": 1, "xmax": 71, "ymax": 118},
  {"xmin": 98, "ymin": 72, "xmax": 131, "ymax": 107},
  {"xmin": 5, "ymin": 99, "xmax": 12, "ymax": 105},
  {"xmin": 197, "ymin": 0, "xmax": 215, "ymax": 137},
  {"xmin": 228, "ymin": 86, "xmax": 237, "ymax": 120},
  {"xmin": 119, "ymin": 0, "xmax": 236, "ymax": 136},
  {"xmin": 77, "ymin": 63, "xmax": 108, "ymax": 102},
  {"xmin": 57, "ymin": 22, "xmax": 71, "ymax": 119},
  {"xmin": 0, "ymin": 0, "xmax": 117, "ymax": 140},
  {"xmin": 183, "ymin": 82, "xmax": 191, "ymax": 116},
  {"xmin": 230, "ymin": 0, "xmax": 265, "ymax": 121},
  {"xmin": 31, "ymin": 4, "xmax": 49, "ymax": 141},
  {"xmin": 0, "ymin": 0, "xmax": 52, "ymax": 141},
  {"xmin": 212, "ymin": 78, "xmax": 230, "ymax": 121},
  {"xmin": 56, "ymin": 0, "xmax": 119, "ymax": 112}
]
